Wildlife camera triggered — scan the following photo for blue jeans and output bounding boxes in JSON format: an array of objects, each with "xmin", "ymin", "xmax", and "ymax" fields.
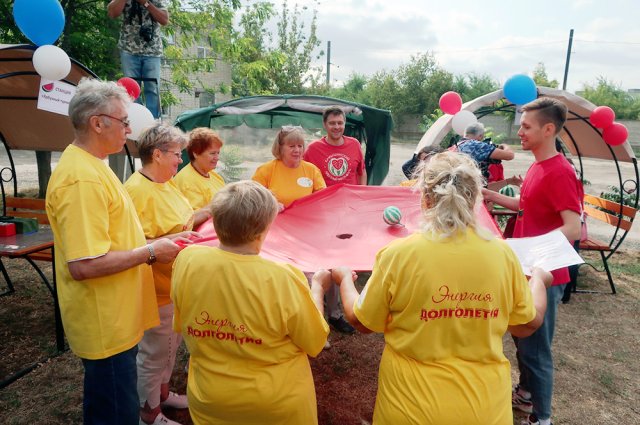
[
  {"xmin": 515, "ymin": 284, "xmax": 566, "ymax": 421},
  {"xmin": 81, "ymin": 345, "xmax": 139, "ymax": 425},
  {"xmin": 120, "ymin": 51, "xmax": 161, "ymax": 118}
]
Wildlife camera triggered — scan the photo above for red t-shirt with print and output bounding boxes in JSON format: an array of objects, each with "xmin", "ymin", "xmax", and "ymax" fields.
[
  {"xmin": 303, "ymin": 136, "xmax": 364, "ymax": 186},
  {"xmin": 513, "ymin": 154, "xmax": 583, "ymax": 285}
]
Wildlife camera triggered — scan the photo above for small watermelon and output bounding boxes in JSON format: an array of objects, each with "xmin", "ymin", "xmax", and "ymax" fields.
[
  {"xmin": 383, "ymin": 206, "xmax": 402, "ymax": 225},
  {"xmin": 499, "ymin": 185, "xmax": 516, "ymax": 197}
]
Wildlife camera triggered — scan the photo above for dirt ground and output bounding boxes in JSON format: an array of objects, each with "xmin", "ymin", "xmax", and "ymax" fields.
[{"xmin": 0, "ymin": 144, "xmax": 639, "ymax": 424}]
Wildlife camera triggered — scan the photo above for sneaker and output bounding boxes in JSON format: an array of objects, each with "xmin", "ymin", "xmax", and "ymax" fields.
[
  {"xmin": 512, "ymin": 385, "xmax": 533, "ymax": 414},
  {"xmin": 328, "ymin": 316, "xmax": 356, "ymax": 334},
  {"xmin": 140, "ymin": 412, "xmax": 182, "ymax": 425},
  {"xmin": 520, "ymin": 414, "xmax": 553, "ymax": 425},
  {"xmin": 160, "ymin": 391, "xmax": 188, "ymax": 409}
]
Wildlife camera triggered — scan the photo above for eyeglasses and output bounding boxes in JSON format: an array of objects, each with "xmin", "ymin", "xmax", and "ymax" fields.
[
  {"xmin": 96, "ymin": 114, "xmax": 130, "ymax": 128},
  {"xmin": 278, "ymin": 125, "xmax": 304, "ymax": 143},
  {"xmin": 162, "ymin": 150, "xmax": 182, "ymax": 159}
]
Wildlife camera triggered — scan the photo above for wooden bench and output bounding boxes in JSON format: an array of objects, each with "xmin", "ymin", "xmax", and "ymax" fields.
[
  {"xmin": 3, "ymin": 196, "xmax": 52, "ymax": 262},
  {"xmin": 577, "ymin": 194, "xmax": 638, "ymax": 294}
]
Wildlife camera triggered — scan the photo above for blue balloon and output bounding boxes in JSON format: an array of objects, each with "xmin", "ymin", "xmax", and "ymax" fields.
[
  {"xmin": 13, "ymin": 0, "xmax": 65, "ymax": 46},
  {"xmin": 503, "ymin": 74, "xmax": 538, "ymax": 105}
]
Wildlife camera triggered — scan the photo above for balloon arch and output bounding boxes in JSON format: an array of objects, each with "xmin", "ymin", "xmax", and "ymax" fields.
[{"xmin": 419, "ymin": 87, "xmax": 639, "ymax": 252}]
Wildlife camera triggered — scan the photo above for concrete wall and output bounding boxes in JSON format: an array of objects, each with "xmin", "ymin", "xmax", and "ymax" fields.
[
  {"xmin": 159, "ymin": 44, "xmax": 233, "ymax": 124},
  {"xmin": 392, "ymin": 113, "xmax": 640, "ymax": 151}
]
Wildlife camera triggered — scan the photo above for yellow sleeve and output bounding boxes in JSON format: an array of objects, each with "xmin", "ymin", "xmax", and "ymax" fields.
[
  {"xmin": 353, "ymin": 248, "xmax": 393, "ymax": 333},
  {"xmin": 284, "ymin": 265, "xmax": 330, "ymax": 357},
  {"xmin": 51, "ymin": 181, "xmax": 112, "ymax": 261},
  {"xmin": 252, "ymin": 162, "xmax": 272, "ymax": 188},
  {"xmin": 507, "ymin": 247, "xmax": 537, "ymax": 326},
  {"xmin": 311, "ymin": 163, "xmax": 326, "ymax": 192}
]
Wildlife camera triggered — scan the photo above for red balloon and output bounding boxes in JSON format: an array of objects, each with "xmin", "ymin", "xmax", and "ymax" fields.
[
  {"xmin": 117, "ymin": 77, "xmax": 141, "ymax": 100},
  {"xmin": 602, "ymin": 122, "xmax": 628, "ymax": 146},
  {"xmin": 589, "ymin": 105, "xmax": 615, "ymax": 129},
  {"xmin": 439, "ymin": 91, "xmax": 463, "ymax": 115}
]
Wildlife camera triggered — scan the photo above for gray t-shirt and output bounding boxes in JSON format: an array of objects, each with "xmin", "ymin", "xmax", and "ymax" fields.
[{"xmin": 117, "ymin": 0, "xmax": 166, "ymax": 57}]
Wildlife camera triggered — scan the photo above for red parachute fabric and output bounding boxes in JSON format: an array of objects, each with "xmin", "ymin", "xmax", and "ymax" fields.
[{"xmin": 195, "ymin": 184, "xmax": 502, "ymax": 272}]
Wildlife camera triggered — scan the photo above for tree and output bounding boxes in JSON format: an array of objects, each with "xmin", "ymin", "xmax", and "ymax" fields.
[
  {"xmin": 532, "ymin": 62, "xmax": 559, "ymax": 89},
  {"xmin": 231, "ymin": 0, "xmax": 324, "ymax": 95},
  {"xmin": 581, "ymin": 77, "xmax": 640, "ymax": 120}
]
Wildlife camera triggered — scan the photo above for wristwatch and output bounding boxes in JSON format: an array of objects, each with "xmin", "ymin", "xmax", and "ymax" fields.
[
  {"xmin": 145, "ymin": 244, "xmax": 157, "ymax": 265},
  {"xmin": 143, "ymin": 1, "xmax": 150, "ymax": 8}
]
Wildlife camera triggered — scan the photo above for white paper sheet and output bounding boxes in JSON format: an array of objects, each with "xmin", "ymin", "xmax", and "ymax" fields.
[{"xmin": 505, "ymin": 230, "xmax": 584, "ymax": 276}]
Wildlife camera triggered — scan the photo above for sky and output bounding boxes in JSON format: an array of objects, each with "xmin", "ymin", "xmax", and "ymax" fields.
[{"xmin": 272, "ymin": 0, "xmax": 640, "ymax": 93}]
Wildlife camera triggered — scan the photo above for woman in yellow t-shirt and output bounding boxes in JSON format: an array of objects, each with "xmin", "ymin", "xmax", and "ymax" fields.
[
  {"xmin": 124, "ymin": 123, "xmax": 202, "ymax": 425},
  {"xmin": 174, "ymin": 127, "xmax": 225, "ymax": 227},
  {"xmin": 252, "ymin": 126, "xmax": 326, "ymax": 210},
  {"xmin": 171, "ymin": 181, "xmax": 331, "ymax": 425},
  {"xmin": 332, "ymin": 151, "xmax": 553, "ymax": 425}
]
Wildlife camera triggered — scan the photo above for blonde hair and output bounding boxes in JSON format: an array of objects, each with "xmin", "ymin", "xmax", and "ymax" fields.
[
  {"xmin": 210, "ymin": 180, "xmax": 278, "ymax": 245},
  {"xmin": 271, "ymin": 126, "xmax": 306, "ymax": 159},
  {"xmin": 417, "ymin": 151, "xmax": 483, "ymax": 238}
]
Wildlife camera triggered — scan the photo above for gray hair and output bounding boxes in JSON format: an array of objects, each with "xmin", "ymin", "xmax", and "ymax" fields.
[
  {"xmin": 464, "ymin": 122, "xmax": 485, "ymax": 139},
  {"xmin": 68, "ymin": 78, "xmax": 130, "ymax": 133},
  {"xmin": 137, "ymin": 123, "xmax": 187, "ymax": 165},
  {"xmin": 416, "ymin": 151, "xmax": 483, "ymax": 239},
  {"xmin": 210, "ymin": 180, "xmax": 278, "ymax": 245}
]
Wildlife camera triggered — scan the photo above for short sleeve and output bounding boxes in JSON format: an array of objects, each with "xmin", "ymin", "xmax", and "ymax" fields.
[
  {"xmin": 311, "ymin": 164, "xmax": 326, "ymax": 191},
  {"xmin": 505, "ymin": 248, "xmax": 536, "ymax": 326},
  {"xmin": 252, "ymin": 162, "xmax": 271, "ymax": 189},
  {"xmin": 52, "ymin": 181, "xmax": 112, "ymax": 261},
  {"xmin": 284, "ymin": 266, "xmax": 330, "ymax": 357}
]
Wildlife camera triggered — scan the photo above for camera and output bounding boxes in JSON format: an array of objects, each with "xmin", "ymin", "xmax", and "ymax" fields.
[{"xmin": 139, "ymin": 25, "xmax": 154, "ymax": 43}]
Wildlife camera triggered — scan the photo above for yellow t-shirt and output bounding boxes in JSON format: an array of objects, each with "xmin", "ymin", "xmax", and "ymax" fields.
[
  {"xmin": 171, "ymin": 246, "xmax": 329, "ymax": 425},
  {"xmin": 125, "ymin": 171, "xmax": 194, "ymax": 306},
  {"xmin": 354, "ymin": 229, "xmax": 535, "ymax": 425},
  {"xmin": 174, "ymin": 163, "xmax": 225, "ymax": 210},
  {"xmin": 252, "ymin": 159, "xmax": 326, "ymax": 207},
  {"xmin": 45, "ymin": 144, "xmax": 158, "ymax": 360}
]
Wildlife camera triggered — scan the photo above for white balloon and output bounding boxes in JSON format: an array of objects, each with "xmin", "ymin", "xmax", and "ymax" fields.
[
  {"xmin": 128, "ymin": 103, "xmax": 155, "ymax": 141},
  {"xmin": 32, "ymin": 45, "xmax": 71, "ymax": 81},
  {"xmin": 451, "ymin": 110, "xmax": 478, "ymax": 136}
]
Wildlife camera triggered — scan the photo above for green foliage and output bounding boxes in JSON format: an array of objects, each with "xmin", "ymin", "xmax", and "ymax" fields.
[
  {"xmin": 532, "ymin": 62, "xmax": 559, "ymax": 88},
  {"xmin": 600, "ymin": 185, "xmax": 638, "ymax": 209},
  {"xmin": 232, "ymin": 0, "xmax": 324, "ymax": 96},
  {"xmin": 581, "ymin": 77, "xmax": 640, "ymax": 120},
  {"xmin": 218, "ymin": 146, "xmax": 244, "ymax": 182}
]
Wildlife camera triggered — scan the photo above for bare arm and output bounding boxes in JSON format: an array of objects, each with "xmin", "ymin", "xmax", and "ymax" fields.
[
  {"xmin": 193, "ymin": 208, "xmax": 211, "ymax": 228},
  {"xmin": 558, "ymin": 209, "xmax": 581, "ymax": 242},
  {"xmin": 67, "ymin": 238, "xmax": 180, "ymax": 281},
  {"xmin": 332, "ymin": 267, "xmax": 372, "ymax": 334},
  {"xmin": 310, "ymin": 269, "xmax": 333, "ymax": 315},
  {"xmin": 143, "ymin": 0, "xmax": 169, "ymax": 26},
  {"xmin": 489, "ymin": 144, "xmax": 515, "ymax": 161},
  {"xmin": 482, "ymin": 187, "xmax": 520, "ymax": 212},
  {"xmin": 508, "ymin": 267, "xmax": 552, "ymax": 337},
  {"xmin": 108, "ymin": 0, "xmax": 169, "ymax": 26},
  {"xmin": 359, "ymin": 168, "xmax": 368, "ymax": 185},
  {"xmin": 107, "ymin": 0, "xmax": 127, "ymax": 18}
]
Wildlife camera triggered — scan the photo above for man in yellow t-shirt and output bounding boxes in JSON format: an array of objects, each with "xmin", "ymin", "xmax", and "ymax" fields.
[
  {"xmin": 172, "ymin": 181, "xmax": 330, "ymax": 425},
  {"xmin": 45, "ymin": 79, "xmax": 181, "ymax": 425}
]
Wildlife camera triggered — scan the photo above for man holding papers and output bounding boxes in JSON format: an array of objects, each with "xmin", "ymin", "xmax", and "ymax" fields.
[{"xmin": 483, "ymin": 97, "xmax": 582, "ymax": 425}]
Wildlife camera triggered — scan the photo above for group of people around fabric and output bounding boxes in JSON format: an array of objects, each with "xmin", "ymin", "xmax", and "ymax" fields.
[{"xmin": 45, "ymin": 75, "xmax": 581, "ymax": 425}]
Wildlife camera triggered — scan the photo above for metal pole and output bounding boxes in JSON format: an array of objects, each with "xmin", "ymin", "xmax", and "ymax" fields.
[
  {"xmin": 562, "ymin": 29, "xmax": 574, "ymax": 91},
  {"xmin": 326, "ymin": 41, "xmax": 331, "ymax": 86}
]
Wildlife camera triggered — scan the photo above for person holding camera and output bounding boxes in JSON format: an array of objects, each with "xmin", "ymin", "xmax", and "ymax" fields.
[{"xmin": 108, "ymin": 0, "xmax": 169, "ymax": 119}]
